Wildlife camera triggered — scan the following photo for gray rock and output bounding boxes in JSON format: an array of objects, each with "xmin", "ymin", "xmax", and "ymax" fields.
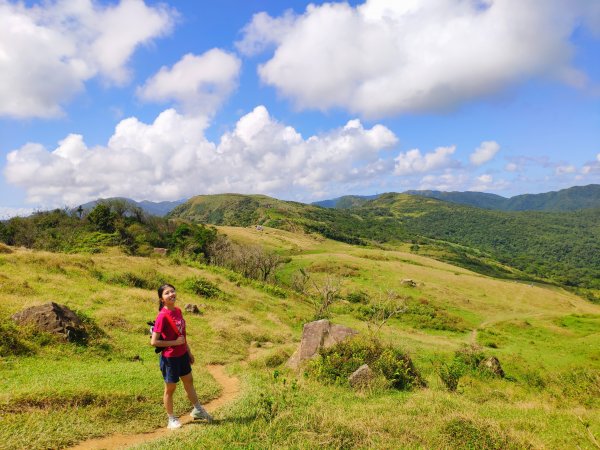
[
  {"xmin": 184, "ymin": 303, "xmax": 202, "ymax": 314},
  {"xmin": 479, "ymin": 356, "xmax": 505, "ymax": 378},
  {"xmin": 287, "ymin": 319, "xmax": 358, "ymax": 369},
  {"xmin": 349, "ymin": 364, "xmax": 375, "ymax": 388}
]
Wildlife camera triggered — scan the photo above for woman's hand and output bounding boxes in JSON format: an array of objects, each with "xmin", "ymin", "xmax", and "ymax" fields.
[
  {"xmin": 174, "ymin": 335, "xmax": 186, "ymax": 346},
  {"xmin": 189, "ymin": 352, "xmax": 195, "ymax": 365}
]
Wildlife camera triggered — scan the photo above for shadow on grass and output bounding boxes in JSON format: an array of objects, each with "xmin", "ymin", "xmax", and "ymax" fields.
[{"xmin": 186, "ymin": 415, "xmax": 257, "ymax": 427}]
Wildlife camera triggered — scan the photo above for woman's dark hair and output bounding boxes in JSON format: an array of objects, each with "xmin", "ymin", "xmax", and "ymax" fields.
[{"xmin": 157, "ymin": 283, "xmax": 176, "ymax": 311}]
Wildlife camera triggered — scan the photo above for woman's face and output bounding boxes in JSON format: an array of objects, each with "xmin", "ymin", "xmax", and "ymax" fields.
[{"xmin": 161, "ymin": 286, "xmax": 177, "ymax": 306}]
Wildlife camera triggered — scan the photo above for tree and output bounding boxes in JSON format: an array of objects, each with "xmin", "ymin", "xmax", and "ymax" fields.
[
  {"xmin": 86, "ymin": 203, "xmax": 116, "ymax": 233},
  {"xmin": 170, "ymin": 222, "xmax": 217, "ymax": 259}
]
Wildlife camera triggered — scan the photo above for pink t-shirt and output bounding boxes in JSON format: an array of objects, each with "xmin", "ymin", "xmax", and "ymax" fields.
[{"xmin": 154, "ymin": 307, "xmax": 187, "ymax": 358}]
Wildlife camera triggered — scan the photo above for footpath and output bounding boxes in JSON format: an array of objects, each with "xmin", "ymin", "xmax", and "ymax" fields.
[{"xmin": 69, "ymin": 365, "xmax": 240, "ymax": 450}]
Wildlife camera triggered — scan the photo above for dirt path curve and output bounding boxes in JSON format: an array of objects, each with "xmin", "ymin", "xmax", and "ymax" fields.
[{"xmin": 69, "ymin": 364, "xmax": 240, "ymax": 450}]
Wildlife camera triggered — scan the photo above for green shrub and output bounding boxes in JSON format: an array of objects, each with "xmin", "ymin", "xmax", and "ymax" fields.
[
  {"xmin": 263, "ymin": 349, "xmax": 291, "ymax": 368},
  {"xmin": 102, "ymin": 269, "xmax": 168, "ymax": 290},
  {"xmin": 255, "ymin": 281, "xmax": 287, "ymax": 298},
  {"xmin": 307, "ymin": 336, "xmax": 423, "ymax": 390},
  {"xmin": 402, "ymin": 298, "xmax": 469, "ymax": 332},
  {"xmin": 0, "ymin": 319, "xmax": 35, "ymax": 357},
  {"xmin": 346, "ymin": 290, "xmax": 370, "ymax": 304},
  {"xmin": 438, "ymin": 359, "xmax": 467, "ymax": 392},
  {"xmin": 437, "ymin": 345, "xmax": 487, "ymax": 391},
  {"xmin": 72, "ymin": 309, "xmax": 108, "ymax": 346},
  {"xmin": 182, "ymin": 276, "xmax": 222, "ymax": 298},
  {"xmin": 442, "ymin": 416, "xmax": 529, "ymax": 449},
  {"xmin": 455, "ymin": 344, "xmax": 487, "ymax": 369},
  {"xmin": 554, "ymin": 368, "xmax": 600, "ymax": 407},
  {"xmin": 521, "ymin": 369, "xmax": 546, "ymax": 389}
]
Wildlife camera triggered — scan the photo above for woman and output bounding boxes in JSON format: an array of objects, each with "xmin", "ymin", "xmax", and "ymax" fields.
[{"xmin": 151, "ymin": 283, "xmax": 212, "ymax": 429}]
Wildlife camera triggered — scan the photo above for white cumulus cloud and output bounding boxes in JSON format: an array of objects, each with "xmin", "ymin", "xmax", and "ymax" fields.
[
  {"xmin": 555, "ymin": 165, "xmax": 577, "ymax": 175},
  {"xmin": 237, "ymin": 0, "xmax": 599, "ymax": 118},
  {"xmin": 394, "ymin": 146, "xmax": 457, "ymax": 176},
  {"xmin": 505, "ymin": 162, "xmax": 519, "ymax": 172},
  {"xmin": 418, "ymin": 172, "xmax": 469, "ymax": 192},
  {"xmin": 470, "ymin": 141, "xmax": 500, "ymax": 166},
  {"xmin": 4, "ymin": 106, "xmax": 398, "ymax": 207},
  {"xmin": 137, "ymin": 49, "xmax": 241, "ymax": 115},
  {"xmin": 0, "ymin": 0, "xmax": 174, "ymax": 119}
]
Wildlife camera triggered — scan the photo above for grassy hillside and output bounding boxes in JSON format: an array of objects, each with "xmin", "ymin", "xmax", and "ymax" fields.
[
  {"xmin": 1, "ymin": 227, "xmax": 599, "ymax": 449},
  {"xmin": 360, "ymin": 193, "xmax": 600, "ymax": 291},
  {"xmin": 169, "ymin": 193, "xmax": 600, "ymax": 294},
  {"xmin": 168, "ymin": 193, "xmax": 390, "ymax": 245}
]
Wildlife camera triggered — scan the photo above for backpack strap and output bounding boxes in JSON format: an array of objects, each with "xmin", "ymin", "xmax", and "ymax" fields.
[{"xmin": 159, "ymin": 308, "xmax": 181, "ymax": 337}]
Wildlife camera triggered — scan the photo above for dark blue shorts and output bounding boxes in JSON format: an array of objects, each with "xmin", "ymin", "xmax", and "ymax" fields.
[{"xmin": 159, "ymin": 352, "xmax": 191, "ymax": 383}]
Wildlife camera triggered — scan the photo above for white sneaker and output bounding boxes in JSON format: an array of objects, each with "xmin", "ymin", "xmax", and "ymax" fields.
[
  {"xmin": 167, "ymin": 416, "xmax": 182, "ymax": 429},
  {"xmin": 190, "ymin": 405, "xmax": 213, "ymax": 422}
]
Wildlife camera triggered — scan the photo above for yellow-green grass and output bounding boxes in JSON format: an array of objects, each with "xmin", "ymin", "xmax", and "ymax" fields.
[
  {"xmin": 131, "ymin": 368, "xmax": 597, "ymax": 449},
  {"xmin": 1, "ymin": 225, "xmax": 599, "ymax": 449}
]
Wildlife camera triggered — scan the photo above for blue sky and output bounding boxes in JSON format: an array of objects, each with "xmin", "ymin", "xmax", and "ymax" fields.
[{"xmin": 1, "ymin": 0, "xmax": 599, "ymax": 218}]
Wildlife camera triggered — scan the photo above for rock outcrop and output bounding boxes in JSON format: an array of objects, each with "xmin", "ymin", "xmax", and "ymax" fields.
[
  {"xmin": 287, "ymin": 319, "xmax": 358, "ymax": 369},
  {"xmin": 12, "ymin": 302, "xmax": 88, "ymax": 342}
]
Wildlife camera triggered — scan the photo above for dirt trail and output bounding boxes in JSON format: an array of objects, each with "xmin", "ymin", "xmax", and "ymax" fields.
[{"xmin": 68, "ymin": 364, "xmax": 240, "ymax": 450}]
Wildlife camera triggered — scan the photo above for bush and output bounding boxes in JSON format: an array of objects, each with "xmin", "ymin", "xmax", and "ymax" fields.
[
  {"xmin": 307, "ymin": 336, "xmax": 423, "ymax": 390},
  {"xmin": 0, "ymin": 319, "xmax": 35, "ymax": 357},
  {"xmin": 254, "ymin": 281, "xmax": 287, "ymax": 298},
  {"xmin": 438, "ymin": 359, "xmax": 467, "ymax": 392},
  {"xmin": 437, "ymin": 345, "xmax": 490, "ymax": 391},
  {"xmin": 346, "ymin": 290, "xmax": 370, "ymax": 304},
  {"xmin": 263, "ymin": 349, "xmax": 291, "ymax": 368},
  {"xmin": 455, "ymin": 344, "xmax": 486, "ymax": 369},
  {"xmin": 442, "ymin": 416, "xmax": 529, "ymax": 449},
  {"xmin": 99, "ymin": 268, "xmax": 169, "ymax": 291},
  {"xmin": 402, "ymin": 299, "xmax": 468, "ymax": 332},
  {"xmin": 0, "ymin": 243, "xmax": 13, "ymax": 254},
  {"xmin": 554, "ymin": 368, "xmax": 600, "ymax": 407},
  {"xmin": 182, "ymin": 276, "xmax": 222, "ymax": 298}
]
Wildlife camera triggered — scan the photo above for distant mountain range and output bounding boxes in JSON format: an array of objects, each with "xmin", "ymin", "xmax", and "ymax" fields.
[
  {"xmin": 80, "ymin": 197, "xmax": 185, "ymax": 217},
  {"xmin": 313, "ymin": 184, "xmax": 600, "ymax": 212},
  {"xmin": 81, "ymin": 184, "xmax": 600, "ymax": 218}
]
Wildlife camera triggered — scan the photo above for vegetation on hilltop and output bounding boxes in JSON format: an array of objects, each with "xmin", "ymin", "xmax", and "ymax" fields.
[{"xmin": 0, "ymin": 199, "xmax": 217, "ymax": 259}]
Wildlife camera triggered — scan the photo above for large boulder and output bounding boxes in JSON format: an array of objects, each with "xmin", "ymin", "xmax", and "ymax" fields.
[
  {"xmin": 287, "ymin": 319, "xmax": 358, "ymax": 369},
  {"xmin": 12, "ymin": 302, "xmax": 88, "ymax": 342}
]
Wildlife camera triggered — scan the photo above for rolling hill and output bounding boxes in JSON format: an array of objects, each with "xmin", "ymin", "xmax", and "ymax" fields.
[{"xmin": 169, "ymin": 192, "xmax": 600, "ymax": 294}]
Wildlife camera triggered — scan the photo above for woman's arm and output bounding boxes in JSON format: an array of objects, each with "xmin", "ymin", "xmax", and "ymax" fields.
[{"xmin": 151, "ymin": 332, "xmax": 185, "ymax": 347}]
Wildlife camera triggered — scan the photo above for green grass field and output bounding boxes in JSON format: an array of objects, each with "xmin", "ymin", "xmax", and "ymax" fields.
[{"xmin": 1, "ymin": 226, "xmax": 599, "ymax": 449}]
